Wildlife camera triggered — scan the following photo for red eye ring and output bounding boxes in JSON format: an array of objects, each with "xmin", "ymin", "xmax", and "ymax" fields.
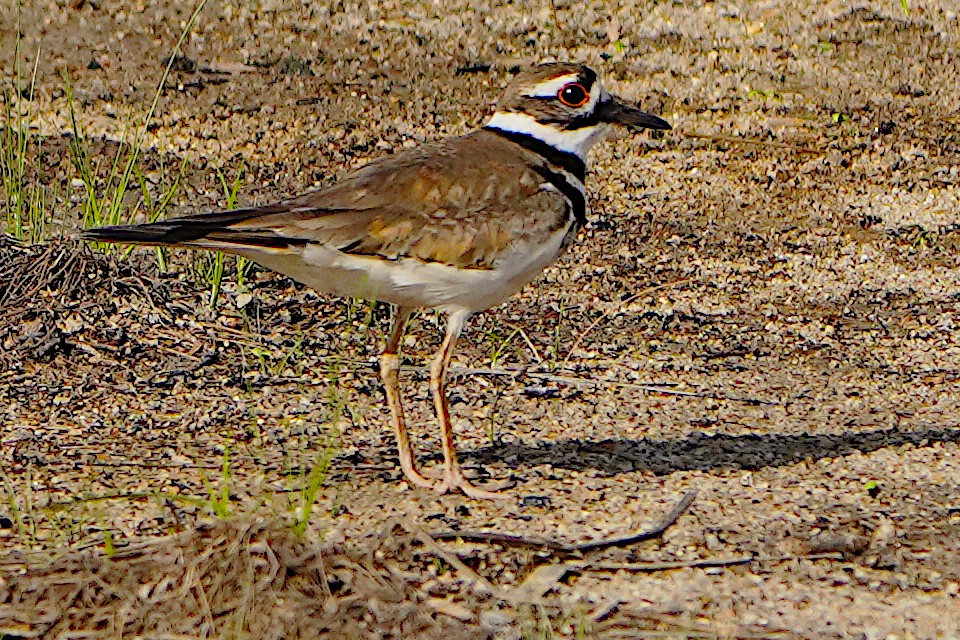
[{"xmin": 558, "ymin": 82, "xmax": 590, "ymax": 108}]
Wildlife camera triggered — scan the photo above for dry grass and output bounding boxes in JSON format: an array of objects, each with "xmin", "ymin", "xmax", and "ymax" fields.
[
  {"xmin": 0, "ymin": 512, "xmax": 796, "ymax": 640},
  {"xmin": 0, "ymin": 517, "xmax": 490, "ymax": 639},
  {"xmin": 0, "ymin": 235, "xmax": 175, "ymax": 368}
]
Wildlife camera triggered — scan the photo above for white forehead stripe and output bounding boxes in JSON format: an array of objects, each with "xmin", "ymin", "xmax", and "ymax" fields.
[{"xmin": 523, "ymin": 74, "xmax": 582, "ymax": 98}]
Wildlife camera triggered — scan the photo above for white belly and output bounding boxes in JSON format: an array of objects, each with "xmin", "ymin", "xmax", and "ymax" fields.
[{"xmin": 238, "ymin": 222, "xmax": 573, "ymax": 314}]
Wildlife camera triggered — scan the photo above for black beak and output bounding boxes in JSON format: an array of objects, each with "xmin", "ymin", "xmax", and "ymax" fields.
[{"xmin": 596, "ymin": 96, "xmax": 671, "ymax": 130}]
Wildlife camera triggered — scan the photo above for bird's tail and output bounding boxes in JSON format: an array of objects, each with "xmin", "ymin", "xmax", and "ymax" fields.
[
  {"xmin": 81, "ymin": 221, "xmax": 191, "ymax": 246},
  {"xmin": 81, "ymin": 205, "xmax": 292, "ymax": 248}
]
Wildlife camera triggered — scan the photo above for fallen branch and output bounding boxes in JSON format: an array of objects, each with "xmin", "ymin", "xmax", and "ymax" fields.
[
  {"xmin": 562, "ymin": 278, "xmax": 696, "ymax": 366},
  {"xmin": 685, "ymin": 131, "xmax": 823, "ymax": 154},
  {"xmin": 434, "ymin": 490, "xmax": 697, "ymax": 554},
  {"xmin": 440, "ymin": 367, "xmax": 778, "ymax": 406},
  {"xmin": 405, "ymin": 522, "xmax": 502, "ymax": 598},
  {"xmin": 570, "ymin": 551, "xmax": 845, "ymax": 573}
]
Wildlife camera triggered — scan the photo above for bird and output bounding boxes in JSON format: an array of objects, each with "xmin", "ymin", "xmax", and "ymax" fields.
[{"xmin": 83, "ymin": 62, "xmax": 671, "ymax": 499}]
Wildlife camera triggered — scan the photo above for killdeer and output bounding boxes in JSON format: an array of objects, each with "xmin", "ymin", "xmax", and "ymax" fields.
[{"xmin": 83, "ymin": 63, "xmax": 671, "ymax": 499}]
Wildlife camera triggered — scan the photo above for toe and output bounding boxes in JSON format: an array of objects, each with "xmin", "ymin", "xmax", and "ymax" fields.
[{"xmin": 435, "ymin": 470, "xmax": 514, "ymax": 499}]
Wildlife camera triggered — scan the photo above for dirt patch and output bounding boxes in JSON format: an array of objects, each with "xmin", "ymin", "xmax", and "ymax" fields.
[{"xmin": 2, "ymin": 0, "xmax": 960, "ymax": 637}]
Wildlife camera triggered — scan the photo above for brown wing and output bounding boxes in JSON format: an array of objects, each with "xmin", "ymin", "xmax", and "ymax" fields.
[
  {"xmin": 231, "ymin": 130, "xmax": 573, "ymax": 268},
  {"xmin": 85, "ymin": 130, "xmax": 573, "ymax": 270}
]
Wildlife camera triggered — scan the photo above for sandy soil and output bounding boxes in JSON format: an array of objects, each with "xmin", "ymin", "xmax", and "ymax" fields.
[{"xmin": 2, "ymin": 0, "xmax": 960, "ymax": 637}]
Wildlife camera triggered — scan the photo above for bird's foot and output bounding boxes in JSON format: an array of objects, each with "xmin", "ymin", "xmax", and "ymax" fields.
[
  {"xmin": 433, "ymin": 467, "xmax": 514, "ymax": 500},
  {"xmin": 417, "ymin": 464, "xmax": 478, "ymax": 480}
]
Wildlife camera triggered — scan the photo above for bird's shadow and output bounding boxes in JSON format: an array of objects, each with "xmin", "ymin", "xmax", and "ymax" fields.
[{"xmin": 463, "ymin": 425, "xmax": 960, "ymax": 476}]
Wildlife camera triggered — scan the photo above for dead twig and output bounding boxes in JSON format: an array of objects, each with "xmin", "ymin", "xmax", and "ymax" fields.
[
  {"xmin": 685, "ymin": 131, "xmax": 823, "ymax": 154},
  {"xmin": 562, "ymin": 278, "xmax": 696, "ymax": 366},
  {"xmin": 439, "ymin": 366, "xmax": 778, "ymax": 406},
  {"xmin": 434, "ymin": 490, "xmax": 697, "ymax": 554},
  {"xmin": 500, "ymin": 321, "xmax": 544, "ymax": 364},
  {"xmin": 404, "ymin": 521, "xmax": 502, "ymax": 598},
  {"xmin": 525, "ymin": 372, "xmax": 777, "ymax": 405},
  {"xmin": 571, "ymin": 551, "xmax": 844, "ymax": 573}
]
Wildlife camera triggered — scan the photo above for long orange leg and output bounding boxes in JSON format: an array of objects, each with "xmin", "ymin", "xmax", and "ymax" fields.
[
  {"xmin": 380, "ymin": 306, "xmax": 433, "ymax": 489},
  {"xmin": 430, "ymin": 310, "xmax": 509, "ymax": 499}
]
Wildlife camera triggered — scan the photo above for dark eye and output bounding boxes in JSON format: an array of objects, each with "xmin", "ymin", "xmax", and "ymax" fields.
[{"xmin": 558, "ymin": 82, "xmax": 589, "ymax": 108}]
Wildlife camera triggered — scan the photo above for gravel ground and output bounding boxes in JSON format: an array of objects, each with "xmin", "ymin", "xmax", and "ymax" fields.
[{"xmin": 2, "ymin": 0, "xmax": 960, "ymax": 637}]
